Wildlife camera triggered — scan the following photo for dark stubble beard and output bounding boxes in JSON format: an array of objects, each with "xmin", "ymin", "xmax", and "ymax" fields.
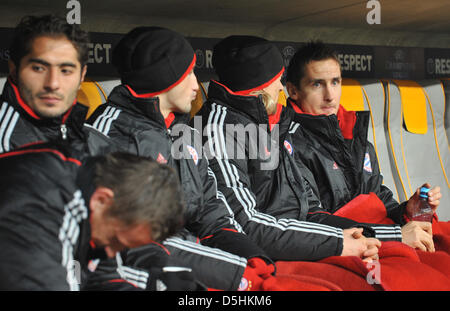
[{"xmin": 18, "ymin": 78, "xmax": 80, "ymax": 119}]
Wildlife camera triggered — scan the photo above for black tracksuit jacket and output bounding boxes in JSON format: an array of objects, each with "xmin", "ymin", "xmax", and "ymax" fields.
[
  {"xmin": 0, "ymin": 79, "xmax": 226, "ymax": 290},
  {"xmin": 87, "ymin": 84, "xmax": 267, "ymax": 289},
  {"xmin": 195, "ymin": 80, "xmax": 356, "ymax": 261},
  {"xmin": 287, "ymin": 99, "xmax": 404, "ymax": 240},
  {"xmin": 0, "ymin": 143, "xmax": 202, "ymax": 290},
  {"xmin": 0, "ymin": 78, "xmax": 112, "ymax": 157}
]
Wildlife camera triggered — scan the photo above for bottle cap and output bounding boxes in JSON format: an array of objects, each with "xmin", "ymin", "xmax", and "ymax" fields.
[{"xmin": 419, "ymin": 186, "xmax": 430, "ymax": 198}]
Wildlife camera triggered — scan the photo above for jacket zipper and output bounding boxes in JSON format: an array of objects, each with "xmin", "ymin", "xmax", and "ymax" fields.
[
  {"xmin": 60, "ymin": 124, "xmax": 68, "ymax": 140},
  {"xmin": 167, "ymin": 128, "xmax": 174, "ymax": 141}
]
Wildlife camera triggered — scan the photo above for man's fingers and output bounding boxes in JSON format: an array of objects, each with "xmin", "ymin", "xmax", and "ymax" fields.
[
  {"xmin": 363, "ymin": 246, "xmax": 379, "ymax": 258},
  {"xmin": 362, "ymin": 257, "xmax": 374, "ymax": 263},
  {"xmin": 351, "ymin": 228, "xmax": 364, "ymax": 239},
  {"xmin": 413, "ymin": 241, "xmax": 427, "ymax": 252},
  {"xmin": 421, "ymin": 236, "xmax": 435, "ymax": 253},
  {"xmin": 368, "ymin": 238, "xmax": 382, "ymax": 248},
  {"xmin": 428, "ymin": 186, "xmax": 441, "ymax": 198},
  {"xmin": 421, "ymin": 182, "xmax": 432, "ymax": 188},
  {"xmin": 416, "ymin": 221, "xmax": 433, "ymax": 234}
]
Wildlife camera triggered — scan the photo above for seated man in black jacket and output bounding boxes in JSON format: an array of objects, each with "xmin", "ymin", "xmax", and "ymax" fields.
[
  {"xmin": 196, "ymin": 35, "xmax": 382, "ymax": 262},
  {"xmin": 4, "ymin": 15, "xmax": 250, "ymax": 291},
  {"xmin": 1, "ymin": 14, "xmax": 111, "ymax": 156},
  {"xmin": 285, "ymin": 41, "xmax": 442, "ymax": 252},
  {"xmin": 87, "ymin": 26, "xmax": 277, "ymax": 291},
  {"xmin": 0, "ymin": 142, "xmax": 201, "ymax": 290}
]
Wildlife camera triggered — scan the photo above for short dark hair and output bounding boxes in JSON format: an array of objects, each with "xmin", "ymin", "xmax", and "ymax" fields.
[
  {"xmin": 94, "ymin": 152, "xmax": 185, "ymax": 242},
  {"xmin": 286, "ymin": 40, "xmax": 340, "ymax": 88},
  {"xmin": 10, "ymin": 14, "xmax": 90, "ymax": 68}
]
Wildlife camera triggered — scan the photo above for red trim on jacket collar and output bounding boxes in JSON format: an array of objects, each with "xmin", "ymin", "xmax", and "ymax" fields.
[
  {"xmin": 336, "ymin": 105, "xmax": 356, "ymax": 140},
  {"xmin": 124, "ymin": 54, "xmax": 197, "ymax": 98},
  {"xmin": 289, "ymin": 98, "xmax": 356, "ymax": 139},
  {"xmin": 9, "ymin": 77, "xmax": 41, "ymax": 119},
  {"xmin": 165, "ymin": 112, "xmax": 175, "ymax": 129},
  {"xmin": 289, "ymin": 98, "xmax": 303, "ymax": 114},
  {"xmin": 289, "ymin": 98, "xmax": 326, "ymax": 116},
  {"xmin": 62, "ymin": 104, "xmax": 75, "ymax": 124},
  {"xmin": 268, "ymin": 104, "xmax": 283, "ymax": 131},
  {"xmin": 8, "ymin": 77, "xmax": 77, "ymax": 121},
  {"xmin": 211, "ymin": 80, "xmax": 258, "ymax": 97}
]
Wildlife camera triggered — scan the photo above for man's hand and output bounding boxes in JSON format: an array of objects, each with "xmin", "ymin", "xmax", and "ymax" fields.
[
  {"xmin": 401, "ymin": 221, "xmax": 435, "ymax": 252},
  {"xmin": 341, "ymin": 228, "xmax": 381, "ymax": 261},
  {"xmin": 406, "ymin": 183, "xmax": 441, "ymax": 219}
]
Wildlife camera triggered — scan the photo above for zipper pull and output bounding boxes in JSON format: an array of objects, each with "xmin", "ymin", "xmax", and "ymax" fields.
[
  {"xmin": 167, "ymin": 128, "xmax": 175, "ymax": 141},
  {"xmin": 60, "ymin": 124, "xmax": 68, "ymax": 140}
]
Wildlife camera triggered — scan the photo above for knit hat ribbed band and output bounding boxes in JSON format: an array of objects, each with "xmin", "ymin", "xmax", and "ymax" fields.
[
  {"xmin": 212, "ymin": 35, "xmax": 284, "ymax": 93},
  {"xmin": 112, "ymin": 26, "xmax": 195, "ymax": 95}
]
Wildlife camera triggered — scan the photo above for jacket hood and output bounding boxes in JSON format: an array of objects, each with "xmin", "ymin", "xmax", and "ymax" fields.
[
  {"xmin": 207, "ymin": 80, "xmax": 292, "ymax": 132},
  {"xmin": 207, "ymin": 80, "xmax": 270, "ymax": 125}
]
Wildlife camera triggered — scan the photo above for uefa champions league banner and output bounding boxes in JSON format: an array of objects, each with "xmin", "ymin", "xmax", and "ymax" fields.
[
  {"xmin": 373, "ymin": 46, "xmax": 425, "ymax": 80},
  {"xmin": 0, "ymin": 28, "xmax": 448, "ymax": 81}
]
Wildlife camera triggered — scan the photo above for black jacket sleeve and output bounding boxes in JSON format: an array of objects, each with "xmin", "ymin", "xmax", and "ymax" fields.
[
  {"xmin": 174, "ymin": 127, "xmax": 270, "ymax": 261},
  {"xmin": 0, "ymin": 148, "xmax": 82, "ymax": 290},
  {"xmin": 162, "ymin": 233, "xmax": 248, "ymax": 290},
  {"xmin": 304, "ymin": 172, "xmax": 403, "ymax": 242},
  {"xmin": 83, "ymin": 243, "xmax": 206, "ymax": 291}
]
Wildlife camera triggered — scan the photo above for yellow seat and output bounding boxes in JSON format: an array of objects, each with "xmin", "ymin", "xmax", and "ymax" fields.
[
  {"xmin": 190, "ymin": 82, "xmax": 208, "ymax": 118},
  {"xmin": 77, "ymin": 79, "xmax": 107, "ymax": 119},
  {"xmin": 278, "ymin": 89, "xmax": 287, "ymax": 106},
  {"xmin": 392, "ymin": 80, "xmax": 427, "ymax": 135},
  {"xmin": 340, "ymin": 78, "xmax": 365, "ymax": 111}
]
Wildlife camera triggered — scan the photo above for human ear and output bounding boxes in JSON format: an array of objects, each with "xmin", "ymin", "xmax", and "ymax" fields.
[
  {"xmin": 286, "ymin": 81, "xmax": 300, "ymax": 101},
  {"xmin": 77, "ymin": 65, "xmax": 87, "ymax": 90},
  {"xmin": 80, "ymin": 65, "xmax": 87, "ymax": 82},
  {"xmin": 8, "ymin": 60, "xmax": 18, "ymax": 83},
  {"xmin": 89, "ymin": 186, "xmax": 114, "ymax": 215}
]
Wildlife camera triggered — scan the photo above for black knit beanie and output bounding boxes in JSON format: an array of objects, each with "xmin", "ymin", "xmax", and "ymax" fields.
[
  {"xmin": 212, "ymin": 35, "xmax": 284, "ymax": 93},
  {"xmin": 112, "ymin": 26, "xmax": 195, "ymax": 95}
]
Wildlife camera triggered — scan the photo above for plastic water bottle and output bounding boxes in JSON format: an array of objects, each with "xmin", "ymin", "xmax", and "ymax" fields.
[{"xmin": 411, "ymin": 187, "xmax": 434, "ymax": 222}]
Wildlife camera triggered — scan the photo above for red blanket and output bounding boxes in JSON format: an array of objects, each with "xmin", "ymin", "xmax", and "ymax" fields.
[
  {"xmin": 275, "ymin": 193, "xmax": 450, "ymax": 290},
  {"xmin": 333, "ymin": 192, "xmax": 450, "ymax": 253},
  {"xmin": 239, "ymin": 257, "xmax": 344, "ymax": 291},
  {"xmin": 276, "ymin": 241, "xmax": 450, "ymax": 290}
]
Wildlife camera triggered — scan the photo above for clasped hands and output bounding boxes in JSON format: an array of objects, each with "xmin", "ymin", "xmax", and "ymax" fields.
[{"xmin": 341, "ymin": 228, "xmax": 381, "ymax": 262}]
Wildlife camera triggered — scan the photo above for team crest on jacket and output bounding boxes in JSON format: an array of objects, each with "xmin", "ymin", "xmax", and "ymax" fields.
[
  {"xmin": 332, "ymin": 162, "xmax": 339, "ymax": 170},
  {"xmin": 87, "ymin": 259, "xmax": 100, "ymax": 272},
  {"xmin": 156, "ymin": 153, "xmax": 168, "ymax": 164},
  {"xmin": 186, "ymin": 145, "xmax": 199, "ymax": 165},
  {"xmin": 363, "ymin": 152, "xmax": 372, "ymax": 173},
  {"xmin": 238, "ymin": 277, "xmax": 250, "ymax": 291},
  {"xmin": 284, "ymin": 140, "xmax": 293, "ymax": 155}
]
